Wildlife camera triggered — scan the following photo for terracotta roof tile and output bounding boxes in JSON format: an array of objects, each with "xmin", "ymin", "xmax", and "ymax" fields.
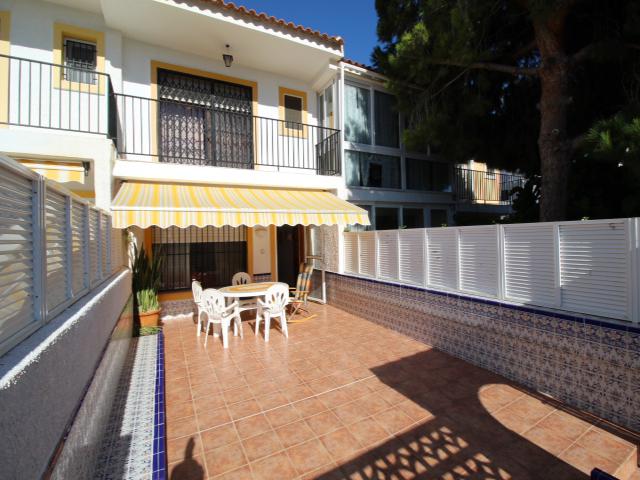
[{"xmin": 192, "ymin": 0, "xmax": 344, "ymax": 50}]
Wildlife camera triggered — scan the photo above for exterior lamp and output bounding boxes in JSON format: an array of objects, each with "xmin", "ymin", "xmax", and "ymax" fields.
[{"xmin": 223, "ymin": 44, "xmax": 233, "ymax": 67}]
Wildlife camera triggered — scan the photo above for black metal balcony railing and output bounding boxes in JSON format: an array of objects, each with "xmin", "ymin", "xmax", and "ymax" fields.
[
  {"xmin": 0, "ymin": 54, "xmax": 113, "ymax": 134},
  {"xmin": 0, "ymin": 55, "xmax": 341, "ymax": 177},
  {"xmin": 114, "ymin": 94, "xmax": 341, "ymax": 176},
  {"xmin": 454, "ymin": 167, "xmax": 525, "ymax": 205}
]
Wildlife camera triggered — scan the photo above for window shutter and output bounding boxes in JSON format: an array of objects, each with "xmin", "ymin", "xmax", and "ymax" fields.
[
  {"xmin": 0, "ymin": 169, "xmax": 36, "ymax": 344},
  {"xmin": 344, "ymin": 233, "xmax": 359, "ymax": 274},
  {"xmin": 377, "ymin": 231, "xmax": 399, "ymax": 281},
  {"xmin": 71, "ymin": 200, "xmax": 86, "ymax": 294},
  {"xmin": 459, "ymin": 226, "xmax": 499, "ymax": 297},
  {"xmin": 427, "ymin": 228, "xmax": 458, "ymax": 290},
  {"xmin": 559, "ymin": 221, "xmax": 629, "ymax": 320},
  {"xmin": 503, "ymin": 224, "xmax": 556, "ymax": 306},
  {"xmin": 358, "ymin": 232, "xmax": 376, "ymax": 277},
  {"xmin": 45, "ymin": 189, "xmax": 69, "ymax": 315},
  {"xmin": 398, "ymin": 229, "xmax": 426, "ymax": 285}
]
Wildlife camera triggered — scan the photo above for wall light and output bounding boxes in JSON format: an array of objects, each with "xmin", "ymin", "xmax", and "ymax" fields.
[{"xmin": 223, "ymin": 44, "xmax": 233, "ymax": 68}]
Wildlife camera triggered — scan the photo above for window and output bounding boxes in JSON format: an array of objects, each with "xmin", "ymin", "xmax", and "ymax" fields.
[
  {"xmin": 403, "ymin": 208, "xmax": 424, "ymax": 229},
  {"xmin": 406, "ymin": 158, "xmax": 452, "ymax": 192},
  {"xmin": 63, "ymin": 38, "xmax": 97, "ymax": 85},
  {"xmin": 430, "ymin": 209, "xmax": 448, "ymax": 227},
  {"xmin": 345, "ymin": 83, "xmax": 371, "ymax": 144},
  {"xmin": 53, "ymin": 23, "xmax": 105, "ymax": 92},
  {"xmin": 346, "ymin": 150, "xmax": 400, "ymax": 189},
  {"xmin": 375, "ymin": 207, "xmax": 400, "ymax": 230},
  {"xmin": 279, "ymin": 87, "xmax": 307, "ymax": 137},
  {"xmin": 374, "ymin": 90, "xmax": 399, "ymax": 148}
]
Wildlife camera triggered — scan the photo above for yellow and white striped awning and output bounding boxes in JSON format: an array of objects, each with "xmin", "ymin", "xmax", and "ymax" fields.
[
  {"xmin": 19, "ymin": 159, "xmax": 86, "ymax": 184},
  {"xmin": 111, "ymin": 182, "xmax": 370, "ymax": 229}
]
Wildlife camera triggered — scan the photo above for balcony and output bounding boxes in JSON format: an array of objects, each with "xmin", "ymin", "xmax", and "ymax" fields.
[
  {"xmin": 0, "ymin": 55, "xmax": 341, "ymax": 176},
  {"xmin": 454, "ymin": 167, "xmax": 525, "ymax": 205}
]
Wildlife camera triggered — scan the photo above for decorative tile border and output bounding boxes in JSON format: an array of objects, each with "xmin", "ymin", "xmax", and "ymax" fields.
[
  {"xmin": 152, "ymin": 332, "xmax": 166, "ymax": 480},
  {"xmin": 326, "ymin": 272, "xmax": 640, "ymax": 432}
]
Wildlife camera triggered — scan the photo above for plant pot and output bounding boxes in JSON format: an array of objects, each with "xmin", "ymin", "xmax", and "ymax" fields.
[{"xmin": 139, "ymin": 308, "xmax": 161, "ymax": 327}]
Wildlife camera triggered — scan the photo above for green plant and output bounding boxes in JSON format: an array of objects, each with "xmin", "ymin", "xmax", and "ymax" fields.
[{"xmin": 132, "ymin": 244, "xmax": 162, "ymax": 314}]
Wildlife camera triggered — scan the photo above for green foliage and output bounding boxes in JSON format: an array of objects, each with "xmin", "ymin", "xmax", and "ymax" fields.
[{"xmin": 132, "ymin": 244, "xmax": 162, "ymax": 314}]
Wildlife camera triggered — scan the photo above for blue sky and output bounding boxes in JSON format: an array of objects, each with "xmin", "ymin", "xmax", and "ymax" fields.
[{"xmin": 234, "ymin": 0, "xmax": 380, "ymax": 65}]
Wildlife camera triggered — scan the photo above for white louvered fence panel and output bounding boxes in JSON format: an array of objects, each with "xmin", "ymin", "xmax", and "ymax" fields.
[
  {"xmin": 377, "ymin": 231, "xmax": 399, "ymax": 281},
  {"xmin": 559, "ymin": 221, "xmax": 629, "ymax": 320},
  {"xmin": 459, "ymin": 226, "xmax": 499, "ymax": 297},
  {"xmin": 399, "ymin": 229, "xmax": 426, "ymax": 285},
  {"xmin": 427, "ymin": 228, "xmax": 458, "ymax": 290},
  {"xmin": 0, "ymin": 168, "xmax": 36, "ymax": 346},
  {"xmin": 343, "ymin": 233, "xmax": 359, "ymax": 274},
  {"xmin": 358, "ymin": 232, "xmax": 376, "ymax": 277},
  {"xmin": 45, "ymin": 189, "xmax": 69, "ymax": 315},
  {"xmin": 88, "ymin": 208, "xmax": 99, "ymax": 285},
  {"xmin": 110, "ymin": 228, "xmax": 125, "ymax": 273},
  {"xmin": 71, "ymin": 200, "xmax": 86, "ymax": 294},
  {"xmin": 503, "ymin": 224, "xmax": 557, "ymax": 307},
  {"xmin": 101, "ymin": 214, "xmax": 110, "ymax": 276}
]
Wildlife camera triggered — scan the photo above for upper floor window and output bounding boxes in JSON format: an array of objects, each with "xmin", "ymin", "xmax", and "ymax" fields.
[
  {"xmin": 63, "ymin": 38, "xmax": 98, "ymax": 85},
  {"xmin": 402, "ymin": 208, "xmax": 424, "ymax": 228},
  {"xmin": 345, "ymin": 84, "xmax": 371, "ymax": 144},
  {"xmin": 406, "ymin": 158, "xmax": 452, "ymax": 192},
  {"xmin": 279, "ymin": 87, "xmax": 307, "ymax": 136},
  {"xmin": 374, "ymin": 91, "xmax": 399, "ymax": 148},
  {"xmin": 346, "ymin": 150, "xmax": 400, "ymax": 189}
]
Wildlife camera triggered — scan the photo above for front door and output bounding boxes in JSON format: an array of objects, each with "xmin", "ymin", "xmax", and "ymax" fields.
[
  {"xmin": 157, "ymin": 68, "xmax": 253, "ymax": 168},
  {"xmin": 277, "ymin": 225, "xmax": 303, "ymax": 288}
]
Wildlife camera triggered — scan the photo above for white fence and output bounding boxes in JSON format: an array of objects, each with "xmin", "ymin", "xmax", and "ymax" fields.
[
  {"xmin": 0, "ymin": 155, "xmax": 127, "ymax": 356},
  {"xmin": 343, "ymin": 219, "xmax": 640, "ymax": 323}
]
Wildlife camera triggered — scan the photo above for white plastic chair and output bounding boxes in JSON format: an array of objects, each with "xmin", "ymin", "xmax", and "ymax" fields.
[
  {"xmin": 192, "ymin": 280, "xmax": 206, "ymax": 337},
  {"xmin": 232, "ymin": 271, "xmax": 259, "ymax": 314},
  {"xmin": 255, "ymin": 283, "xmax": 289, "ymax": 342},
  {"xmin": 201, "ymin": 288, "xmax": 242, "ymax": 348}
]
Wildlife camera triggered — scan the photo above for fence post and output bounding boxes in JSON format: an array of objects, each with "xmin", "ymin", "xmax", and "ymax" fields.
[{"xmin": 32, "ymin": 178, "xmax": 46, "ymax": 323}]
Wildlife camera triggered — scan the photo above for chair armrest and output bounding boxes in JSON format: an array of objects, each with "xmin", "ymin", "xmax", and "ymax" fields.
[
  {"xmin": 223, "ymin": 300, "xmax": 239, "ymax": 313},
  {"xmin": 257, "ymin": 298, "xmax": 267, "ymax": 308}
]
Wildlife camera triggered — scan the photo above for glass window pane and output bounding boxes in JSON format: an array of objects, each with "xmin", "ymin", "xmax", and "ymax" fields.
[
  {"xmin": 284, "ymin": 95, "xmax": 303, "ymax": 124},
  {"xmin": 430, "ymin": 209, "xmax": 448, "ymax": 227},
  {"xmin": 402, "ymin": 208, "xmax": 424, "ymax": 229},
  {"xmin": 375, "ymin": 207, "xmax": 399, "ymax": 230},
  {"xmin": 345, "ymin": 84, "xmax": 371, "ymax": 144},
  {"xmin": 374, "ymin": 91, "xmax": 399, "ymax": 148},
  {"xmin": 406, "ymin": 159, "xmax": 452, "ymax": 192},
  {"xmin": 345, "ymin": 150, "xmax": 400, "ymax": 188},
  {"xmin": 63, "ymin": 38, "xmax": 97, "ymax": 85}
]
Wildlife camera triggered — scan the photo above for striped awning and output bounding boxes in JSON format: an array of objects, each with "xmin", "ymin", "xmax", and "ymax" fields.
[
  {"xmin": 111, "ymin": 182, "xmax": 370, "ymax": 228},
  {"xmin": 19, "ymin": 160, "xmax": 86, "ymax": 184}
]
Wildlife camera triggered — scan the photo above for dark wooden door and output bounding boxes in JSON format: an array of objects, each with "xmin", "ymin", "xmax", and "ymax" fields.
[{"xmin": 277, "ymin": 225, "xmax": 303, "ymax": 288}]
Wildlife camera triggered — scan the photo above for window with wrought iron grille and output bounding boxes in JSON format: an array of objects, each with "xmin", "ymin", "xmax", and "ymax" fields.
[{"xmin": 63, "ymin": 38, "xmax": 97, "ymax": 85}]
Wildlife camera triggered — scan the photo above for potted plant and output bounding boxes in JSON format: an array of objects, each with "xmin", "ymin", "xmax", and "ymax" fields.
[{"xmin": 132, "ymin": 244, "xmax": 162, "ymax": 327}]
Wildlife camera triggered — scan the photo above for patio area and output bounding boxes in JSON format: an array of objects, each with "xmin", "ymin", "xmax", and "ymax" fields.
[{"xmin": 164, "ymin": 303, "xmax": 639, "ymax": 480}]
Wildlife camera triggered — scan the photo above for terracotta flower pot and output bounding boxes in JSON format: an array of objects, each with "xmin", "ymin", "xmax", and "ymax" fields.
[{"xmin": 139, "ymin": 308, "xmax": 161, "ymax": 327}]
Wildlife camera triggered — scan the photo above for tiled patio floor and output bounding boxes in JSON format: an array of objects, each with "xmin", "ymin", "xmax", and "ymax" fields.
[{"xmin": 164, "ymin": 303, "xmax": 639, "ymax": 480}]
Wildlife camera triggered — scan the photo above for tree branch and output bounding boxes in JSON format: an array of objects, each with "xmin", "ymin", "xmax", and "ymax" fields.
[
  {"xmin": 428, "ymin": 59, "xmax": 539, "ymax": 76},
  {"xmin": 573, "ymin": 41, "xmax": 640, "ymax": 64}
]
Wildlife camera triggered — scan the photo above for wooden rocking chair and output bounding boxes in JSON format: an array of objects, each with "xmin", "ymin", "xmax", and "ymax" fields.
[{"xmin": 287, "ymin": 262, "xmax": 317, "ymax": 322}]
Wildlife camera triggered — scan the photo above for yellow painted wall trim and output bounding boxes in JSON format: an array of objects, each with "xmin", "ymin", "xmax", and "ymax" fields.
[
  {"xmin": 70, "ymin": 190, "xmax": 95, "ymax": 199},
  {"xmin": 0, "ymin": 11, "xmax": 11, "ymax": 127},
  {"xmin": 269, "ymin": 224, "xmax": 278, "ymax": 281},
  {"xmin": 278, "ymin": 86, "xmax": 308, "ymax": 138},
  {"xmin": 149, "ymin": 60, "xmax": 259, "ymax": 158},
  {"xmin": 53, "ymin": 23, "xmax": 105, "ymax": 94},
  {"xmin": 159, "ymin": 290, "xmax": 192, "ymax": 302}
]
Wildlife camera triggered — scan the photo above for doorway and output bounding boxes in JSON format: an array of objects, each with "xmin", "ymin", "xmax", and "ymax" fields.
[{"xmin": 277, "ymin": 225, "xmax": 303, "ymax": 287}]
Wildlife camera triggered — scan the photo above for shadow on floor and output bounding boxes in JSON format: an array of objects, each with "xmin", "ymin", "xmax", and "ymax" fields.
[
  {"xmin": 320, "ymin": 349, "xmax": 589, "ymax": 480},
  {"xmin": 169, "ymin": 437, "xmax": 205, "ymax": 480}
]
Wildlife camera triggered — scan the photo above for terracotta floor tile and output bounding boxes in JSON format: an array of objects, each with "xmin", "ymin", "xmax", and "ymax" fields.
[
  {"xmin": 576, "ymin": 427, "xmax": 636, "ymax": 465},
  {"xmin": 317, "ymin": 388, "xmax": 352, "ymax": 410},
  {"xmin": 223, "ymin": 385, "xmax": 254, "ymax": 405},
  {"xmin": 234, "ymin": 413, "xmax": 272, "ymax": 440},
  {"xmin": 306, "ymin": 410, "xmax": 344, "ymax": 436},
  {"xmin": 265, "ymin": 405, "xmax": 301, "ymax": 429},
  {"xmin": 275, "ymin": 419, "xmax": 316, "ymax": 448},
  {"xmin": 333, "ymin": 401, "xmax": 370, "ymax": 425},
  {"xmin": 242, "ymin": 429, "xmax": 284, "ymax": 462},
  {"xmin": 255, "ymin": 391, "xmax": 289, "ymax": 411},
  {"xmin": 319, "ymin": 427, "xmax": 361, "ymax": 461},
  {"xmin": 197, "ymin": 407, "xmax": 232, "ymax": 431},
  {"xmin": 283, "ymin": 384, "xmax": 314, "ymax": 403},
  {"xmin": 287, "ymin": 438, "xmax": 333, "ymax": 475},
  {"xmin": 167, "ymin": 434, "xmax": 203, "ymax": 464},
  {"xmin": 559, "ymin": 443, "xmax": 619, "ymax": 476},
  {"xmin": 193, "ymin": 393, "xmax": 226, "ymax": 416},
  {"xmin": 535, "ymin": 411, "xmax": 592, "ymax": 442},
  {"xmin": 167, "ymin": 399, "xmax": 195, "ymax": 422},
  {"xmin": 228, "ymin": 399, "xmax": 261, "ymax": 421},
  {"xmin": 373, "ymin": 408, "xmax": 415, "ymax": 435},
  {"xmin": 204, "ymin": 442, "xmax": 247, "ymax": 478},
  {"xmin": 293, "ymin": 396, "xmax": 326, "ymax": 418},
  {"xmin": 168, "ymin": 414, "xmax": 199, "ymax": 440},
  {"xmin": 250, "ymin": 451, "xmax": 298, "ymax": 480},
  {"xmin": 522, "ymin": 424, "xmax": 576, "ymax": 456},
  {"xmin": 347, "ymin": 417, "xmax": 390, "ymax": 448},
  {"xmin": 200, "ymin": 423, "xmax": 240, "ymax": 453},
  {"xmin": 210, "ymin": 464, "xmax": 253, "ymax": 480}
]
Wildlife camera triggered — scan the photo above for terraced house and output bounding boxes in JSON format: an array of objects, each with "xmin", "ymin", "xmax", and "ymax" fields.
[{"xmin": 0, "ymin": 1, "xmax": 638, "ymax": 480}]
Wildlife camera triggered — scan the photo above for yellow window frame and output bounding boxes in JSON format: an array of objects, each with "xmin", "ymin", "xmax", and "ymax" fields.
[
  {"xmin": 53, "ymin": 23, "xmax": 105, "ymax": 94},
  {"xmin": 278, "ymin": 87, "xmax": 308, "ymax": 138}
]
